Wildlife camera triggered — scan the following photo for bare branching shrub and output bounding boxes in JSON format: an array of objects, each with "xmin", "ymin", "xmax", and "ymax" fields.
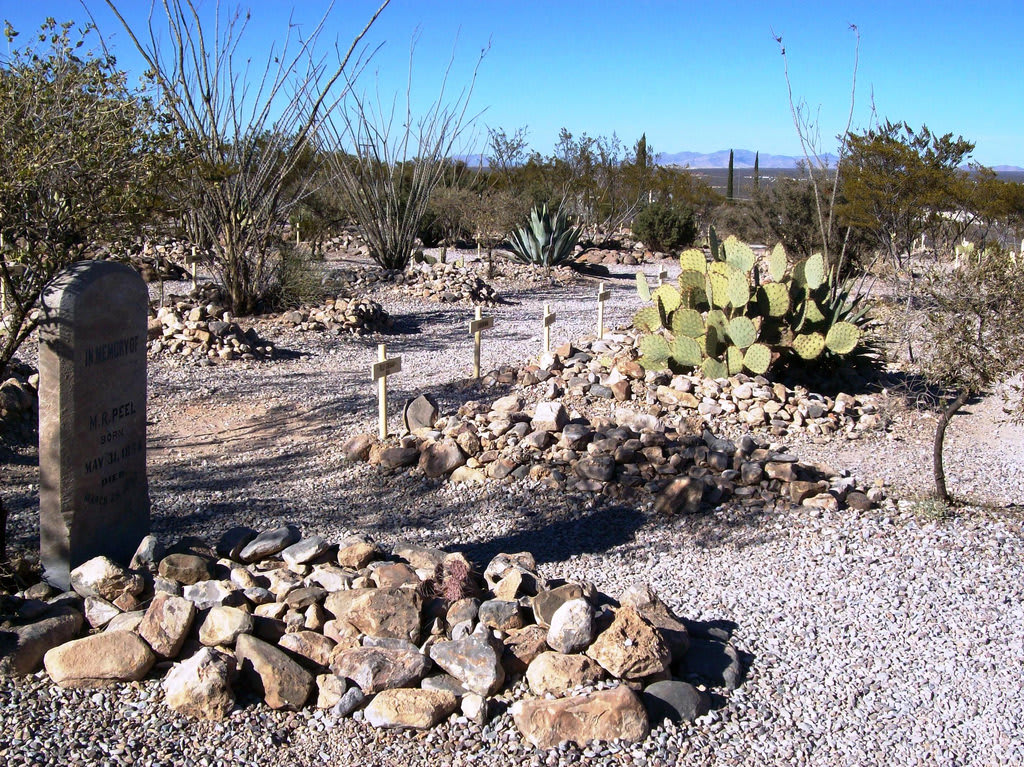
[
  {"xmin": 105, "ymin": 0, "xmax": 389, "ymax": 314},
  {"xmin": 919, "ymin": 248, "xmax": 1024, "ymax": 502},
  {"xmin": 321, "ymin": 38, "xmax": 486, "ymax": 271}
]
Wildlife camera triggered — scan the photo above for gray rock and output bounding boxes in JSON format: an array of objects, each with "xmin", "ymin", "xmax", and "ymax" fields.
[
  {"xmin": 158, "ymin": 553, "xmax": 213, "ymax": 585},
  {"xmin": 331, "ymin": 646, "xmax": 430, "ymax": 694},
  {"xmin": 281, "ymin": 536, "xmax": 332, "ymax": 567},
  {"xmin": 216, "ymin": 527, "xmax": 257, "ymax": 560},
  {"xmin": 547, "ymin": 598, "xmax": 594, "ymax": 654},
  {"xmin": 130, "ymin": 535, "xmax": 164, "ymax": 573},
  {"xmin": 428, "ymin": 629, "xmax": 505, "ymax": 696},
  {"xmin": 642, "ymin": 680, "xmax": 710, "ymax": 723},
  {"xmin": 654, "ymin": 477, "xmax": 705, "ymax": 514},
  {"xmin": 403, "ymin": 393, "xmax": 439, "ymax": 432},
  {"xmin": 84, "ymin": 596, "xmax": 120, "ymax": 629},
  {"xmin": 332, "ymin": 686, "xmax": 366, "ymax": 717},
  {"xmin": 477, "ymin": 599, "xmax": 524, "ymax": 631},
  {"xmin": 680, "ymin": 637, "xmax": 744, "ymax": 690},
  {"xmin": 575, "ymin": 455, "xmax": 616, "ymax": 482},
  {"xmin": 238, "ymin": 525, "xmax": 301, "ymax": 563},
  {"xmin": 0, "ymin": 607, "xmax": 83, "ymax": 675},
  {"xmin": 183, "ymin": 580, "xmax": 245, "ymax": 611},
  {"xmin": 531, "ymin": 583, "xmax": 584, "ymax": 627}
]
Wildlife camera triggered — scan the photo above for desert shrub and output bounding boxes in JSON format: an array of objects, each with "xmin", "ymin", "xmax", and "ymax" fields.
[
  {"xmin": 507, "ymin": 203, "xmax": 582, "ymax": 271},
  {"xmin": 632, "ymin": 201, "xmax": 697, "ymax": 252}
]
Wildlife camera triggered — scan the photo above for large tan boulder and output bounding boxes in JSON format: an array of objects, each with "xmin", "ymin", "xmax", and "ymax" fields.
[
  {"xmin": 44, "ymin": 631, "xmax": 155, "ymax": 688},
  {"xmin": 330, "ymin": 646, "xmax": 430, "ymax": 694},
  {"xmin": 139, "ymin": 593, "xmax": 195, "ymax": 658},
  {"xmin": 163, "ymin": 647, "xmax": 235, "ymax": 720},
  {"xmin": 235, "ymin": 633, "xmax": 313, "ymax": 710},
  {"xmin": 198, "ymin": 605, "xmax": 253, "ymax": 647},
  {"xmin": 525, "ymin": 651, "xmax": 605, "ymax": 696},
  {"xmin": 364, "ymin": 688, "xmax": 457, "ymax": 730},
  {"xmin": 586, "ymin": 606, "xmax": 670, "ymax": 680},
  {"xmin": 69, "ymin": 556, "xmax": 144, "ymax": 601},
  {"xmin": 324, "ymin": 587, "xmax": 422, "ymax": 643},
  {"xmin": 512, "ymin": 685, "xmax": 649, "ymax": 748}
]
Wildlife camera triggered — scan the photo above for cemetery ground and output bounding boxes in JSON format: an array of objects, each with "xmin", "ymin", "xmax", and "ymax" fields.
[{"xmin": 1, "ymin": 249, "xmax": 1023, "ymax": 766}]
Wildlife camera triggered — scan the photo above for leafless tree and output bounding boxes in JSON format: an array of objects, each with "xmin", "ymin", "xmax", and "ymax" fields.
[
  {"xmin": 103, "ymin": 0, "xmax": 390, "ymax": 314},
  {"xmin": 320, "ymin": 33, "xmax": 487, "ymax": 271}
]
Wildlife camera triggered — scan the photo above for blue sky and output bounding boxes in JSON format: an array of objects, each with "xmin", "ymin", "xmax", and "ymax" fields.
[{"xmin": 3, "ymin": 1, "xmax": 1023, "ymax": 166}]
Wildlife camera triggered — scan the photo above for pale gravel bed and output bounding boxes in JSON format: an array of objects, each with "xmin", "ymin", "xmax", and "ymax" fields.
[{"xmin": 2, "ymin": 253, "xmax": 1023, "ymax": 766}]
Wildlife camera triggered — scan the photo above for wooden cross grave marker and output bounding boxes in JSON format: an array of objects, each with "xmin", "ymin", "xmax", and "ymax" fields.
[
  {"xmin": 596, "ymin": 282, "xmax": 611, "ymax": 340},
  {"xmin": 542, "ymin": 303, "xmax": 556, "ymax": 354},
  {"xmin": 469, "ymin": 306, "xmax": 494, "ymax": 379},
  {"xmin": 186, "ymin": 245, "xmax": 199, "ymax": 291},
  {"xmin": 657, "ymin": 267, "xmax": 668, "ymax": 286},
  {"xmin": 370, "ymin": 343, "xmax": 402, "ymax": 439}
]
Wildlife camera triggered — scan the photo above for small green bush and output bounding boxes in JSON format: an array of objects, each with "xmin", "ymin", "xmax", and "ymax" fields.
[{"xmin": 632, "ymin": 202, "xmax": 697, "ymax": 252}]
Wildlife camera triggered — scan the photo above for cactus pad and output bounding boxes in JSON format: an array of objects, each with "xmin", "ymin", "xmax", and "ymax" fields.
[
  {"xmin": 632, "ymin": 306, "xmax": 662, "ymax": 333},
  {"xmin": 792, "ymin": 332, "xmax": 826, "ymax": 360},
  {"xmin": 671, "ymin": 336, "xmax": 703, "ymax": 368},
  {"xmin": 825, "ymin": 321, "xmax": 861, "ymax": 355},
  {"xmin": 726, "ymin": 345, "xmax": 744, "ymax": 375},
  {"xmin": 743, "ymin": 343, "xmax": 772, "ymax": 375},
  {"xmin": 653, "ymin": 284, "xmax": 682, "ymax": 314},
  {"xmin": 802, "ymin": 298, "xmax": 826, "ymax": 325},
  {"xmin": 727, "ymin": 270, "xmax": 750, "ymax": 307},
  {"xmin": 708, "ymin": 273, "xmax": 730, "ymax": 309},
  {"xmin": 640, "ymin": 334, "xmax": 671, "ymax": 367},
  {"xmin": 757, "ymin": 282, "xmax": 790, "ymax": 317},
  {"xmin": 769, "ymin": 243, "xmax": 787, "ymax": 282},
  {"xmin": 678, "ymin": 249, "xmax": 707, "ymax": 273},
  {"xmin": 635, "ymin": 271, "xmax": 651, "ymax": 302},
  {"xmin": 804, "ymin": 253, "xmax": 825, "ymax": 289},
  {"xmin": 672, "ymin": 308, "xmax": 705, "ymax": 338},
  {"xmin": 727, "ymin": 316, "xmax": 757, "ymax": 349},
  {"xmin": 678, "ymin": 269, "xmax": 706, "ymax": 290},
  {"xmin": 701, "ymin": 357, "xmax": 728, "ymax": 380},
  {"xmin": 724, "ymin": 236, "xmax": 756, "ymax": 273},
  {"xmin": 709, "ymin": 226, "xmax": 722, "ymax": 261}
]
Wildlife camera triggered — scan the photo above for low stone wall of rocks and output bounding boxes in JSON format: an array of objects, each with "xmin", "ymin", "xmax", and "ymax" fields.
[
  {"xmin": 148, "ymin": 303, "xmax": 276, "ymax": 363},
  {"xmin": 1, "ymin": 528, "xmax": 743, "ymax": 748},
  {"xmin": 0, "ymin": 362, "xmax": 38, "ymax": 441},
  {"xmin": 276, "ymin": 296, "xmax": 392, "ymax": 336}
]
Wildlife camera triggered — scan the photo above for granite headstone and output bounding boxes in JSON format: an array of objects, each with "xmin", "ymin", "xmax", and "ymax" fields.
[{"xmin": 38, "ymin": 261, "xmax": 150, "ymax": 589}]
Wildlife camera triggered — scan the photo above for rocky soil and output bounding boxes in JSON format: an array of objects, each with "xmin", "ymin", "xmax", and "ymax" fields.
[{"xmin": 2, "ymin": 249, "xmax": 1023, "ymax": 766}]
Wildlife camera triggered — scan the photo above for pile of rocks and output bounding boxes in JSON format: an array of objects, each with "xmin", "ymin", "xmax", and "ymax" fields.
[
  {"xmin": 147, "ymin": 302, "xmax": 276, "ymax": 363},
  {"xmin": 0, "ymin": 530, "xmax": 743, "ymax": 749},
  {"xmin": 0, "ymin": 361, "xmax": 38, "ymax": 440},
  {"xmin": 277, "ymin": 296, "xmax": 392, "ymax": 336},
  {"xmin": 514, "ymin": 334, "xmax": 888, "ymax": 441},
  {"xmin": 345, "ymin": 384, "xmax": 881, "ymax": 513},
  {"xmin": 397, "ymin": 262, "xmax": 501, "ymax": 305},
  {"xmin": 120, "ymin": 238, "xmax": 196, "ymax": 283}
]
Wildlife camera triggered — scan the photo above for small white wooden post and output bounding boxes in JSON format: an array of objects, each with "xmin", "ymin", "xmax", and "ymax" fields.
[
  {"xmin": 657, "ymin": 267, "xmax": 668, "ymax": 285},
  {"xmin": 188, "ymin": 245, "xmax": 198, "ymax": 291},
  {"xmin": 469, "ymin": 306, "xmax": 494, "ymax": 379},
  {"xmin": 596, "ymin": 282, "xmax": 611, "ymax": 340},
  {"xmin": 542, "ymin": 303, "xmax": 556, "ymax": 354},
  {"xmin": 371, "ymin": 343, "xmax": 402, "ymax": 440},
  {"xmin": 296, "ymin": 223, "xmax": 301, "ymax": 245}
]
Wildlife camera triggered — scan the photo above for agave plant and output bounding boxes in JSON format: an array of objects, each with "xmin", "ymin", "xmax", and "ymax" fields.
[{"xmin": 507, "ymin": 203, "xmax": 582, "ymax": 272}]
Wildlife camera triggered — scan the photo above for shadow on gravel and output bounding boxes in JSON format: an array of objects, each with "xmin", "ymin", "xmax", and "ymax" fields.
[{"xmin": 454, "ymin": 504, "xmax": 646, "ymax": 567}]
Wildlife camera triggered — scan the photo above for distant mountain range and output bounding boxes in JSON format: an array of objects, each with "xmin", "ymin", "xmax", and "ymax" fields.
[{"xmin": 455, "ymin": 150, "xmax": 1023, "ymax": 172}]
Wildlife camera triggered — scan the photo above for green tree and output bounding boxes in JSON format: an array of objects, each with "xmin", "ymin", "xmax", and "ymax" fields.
[
  {"xmin": 726, "ymin": 149, "xmax": 735, "ymax": 201},
  {"xmin": 0, "ymin": 19, "xmax": 163, "ymax": 377},
  {"xmin": 753, "ymin": 151, "xmax": 759, "ymax": 192},
  {"xmin": 838, "ymin": 121, "xmax": 975, "ymax": 267}
]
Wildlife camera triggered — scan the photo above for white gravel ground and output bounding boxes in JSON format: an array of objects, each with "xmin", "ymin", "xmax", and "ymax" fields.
[{"xmin": 2, "ymin": 251, "xmax": 1022, "ymax": 766}]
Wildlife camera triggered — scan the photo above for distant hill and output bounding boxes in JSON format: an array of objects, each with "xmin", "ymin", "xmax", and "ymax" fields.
[
  {"xmin": 656, "ymin": 149, "xmax": 837, "ymax": 169},
  {"xmin": 454, "ymin": 151, "xmax": 1023, "ymax": 173}
]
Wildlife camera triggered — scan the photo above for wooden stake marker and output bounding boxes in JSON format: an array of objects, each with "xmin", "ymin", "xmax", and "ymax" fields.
[
  {"xmin": 596, "ymin": 282, "xmax": 611, "ymax": 340},
  {"xmin": 469, "ymin": 306, "xmax": 494, "ymax": 379},
  {"xmin": 371, "ymin": 343, "xmax": 402, "ymax": 439},
  {"xmin": 657, "ymin": 268, "xmax": 668, "ymax": 285},
  {"xmin": 186, "ymin": 245, "xmax": 199, "ymax": 290},
  {"xmin": 542, "ymin": 303, "xmax": 556, "ymax": 354}
]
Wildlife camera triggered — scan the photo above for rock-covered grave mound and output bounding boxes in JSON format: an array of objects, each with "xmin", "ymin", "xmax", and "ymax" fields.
[
  {"xmin": 1, "ymin": 528, "xmax": 744, "ymax": 749},
  {"xmin": 345, "ymin": 330, "xmax": 887, "ymax": 513}
]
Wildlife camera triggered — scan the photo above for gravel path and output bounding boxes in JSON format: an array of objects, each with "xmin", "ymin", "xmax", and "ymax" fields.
[{"xmin": 2, "ymin": 251, "xmax": 1023, "ymax": 766}]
